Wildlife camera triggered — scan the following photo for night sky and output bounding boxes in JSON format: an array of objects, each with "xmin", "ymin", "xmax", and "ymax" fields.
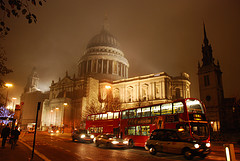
[{"xmin": 2, "ymin": 0, "xmax": 240, "ymax": 104}]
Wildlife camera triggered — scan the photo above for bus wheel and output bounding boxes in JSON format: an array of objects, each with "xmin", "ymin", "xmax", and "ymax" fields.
[
  {"xmin": 128, "ymin": 140, "xmax": 134, "ymax": 148},
  {"xmin": 183, "ymin": 149, "xmax": 193, "ymax": 160},
  {"xmin": 149, "ymin": 146, "xmax": 156, "ymax": 155}
]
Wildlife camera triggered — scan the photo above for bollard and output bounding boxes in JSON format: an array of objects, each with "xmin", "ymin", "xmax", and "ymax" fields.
[{"xmin": 224, "ymin": 144, "xmax": 236, "ymax": 161}]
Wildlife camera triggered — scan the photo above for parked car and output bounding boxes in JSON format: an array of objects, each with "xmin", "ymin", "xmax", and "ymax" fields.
[
  {"xmin": 145, "ymin": 129, "xmax": 211, "ymax": 160},
  {"xmin": 72, "ymin": 129, "xmax": 94, "ymax": 143},
  {"xmin": 94, "ymin": 133, "xmax": 128, "ymax": 148}
]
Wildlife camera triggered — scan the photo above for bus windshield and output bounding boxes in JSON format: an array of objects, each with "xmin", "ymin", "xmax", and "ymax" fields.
[
  {"xmin": 190, "ymin": 123, "xmax": 209, "ymax": 140},
  {"xmin": 186, "ymin": 99, "xmax": 204, "ymax": 113}
]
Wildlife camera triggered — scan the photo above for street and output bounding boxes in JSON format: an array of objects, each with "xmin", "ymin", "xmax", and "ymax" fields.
[{"xmin": 11, "ymin": 131, "xmax": 239, "ymax": 161}]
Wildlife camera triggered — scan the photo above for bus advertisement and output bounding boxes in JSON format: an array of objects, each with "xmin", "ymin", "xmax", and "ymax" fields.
[{"xmin": 85, "ymin": 98, "xmax": 210, "ymax": 147}]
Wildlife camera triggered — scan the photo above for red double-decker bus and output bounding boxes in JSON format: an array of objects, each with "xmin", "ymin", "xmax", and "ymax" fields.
[
  {"xmin": 86, "ymin": 111, "xmax": 121, "ymax": 137},
  {"xmin": 85, "ymin": 98, "xmax": 210, "ymax": 147}
]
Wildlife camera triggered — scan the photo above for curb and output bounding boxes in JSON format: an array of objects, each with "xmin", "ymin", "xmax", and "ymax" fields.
[{"xmin": 19, "ymin": 139, "xmax": 51, "ymax": 161}]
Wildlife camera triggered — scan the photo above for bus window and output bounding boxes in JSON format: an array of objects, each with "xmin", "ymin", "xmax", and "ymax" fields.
[
  {"xmin": 142, "ymin": 107, "xmax": 151, "ymax": 117},
  {"xmin": 128, "ymin": 126, "xmax": 135, "ymax": 135},
  {"xmin": 152, "ymin": 105, "xmax": 160, "ymax": 116},
  {"xmin": 102, "ymin": 114, "xmax": 107, "ymax": 120},
  {"xmin": 91, "ymin": 115, "xmax": 95, "ymax": 121},
  {"xmin": 136, "ymin": 126, "xmax": 141, "ymax": 135},
  {"xmin": 122, "ymin": 110, "xmax": 129, "ymax": 119},
  {"xmin": 129, "ymin": 109, "xmax": 136, "ymax": 118},
  {"xmin": 99, "ymin": 127, "xmax": 103, "ymax": 133},
  {"xmin": 95, "ymin": 114, "xmax": 99, "ymax": 120},
  {"xmin": 99, "ymin": 114, "xmax": 102, "ymax": 120},
  {"xmin": 173, "ymin": 102, "xmax": 184, "ymax": 113},
  {"xmin": 186, "ymin": 99, "xmax": 204, "ymax": 113},
  {"xmin": 161, "ymin": 103, "xmax": 172, "ymax": 115},
  {"xmin": 141, "ymin": 126, "xmax": 150, "ymax": 136},
  {"xmin": 108, "ymin": 112, "xmax": 113, "ymax": 119},
  {"xmin": 137, "ymin": 108, "xmax": 141, "ymax": 118},
  {"xmin": 113, "ymin": 112, "xmax": 119, "ymax": 119},
  {"xmin": 87, "ymin": 116, "xmax": 91, "ymax": 120}
]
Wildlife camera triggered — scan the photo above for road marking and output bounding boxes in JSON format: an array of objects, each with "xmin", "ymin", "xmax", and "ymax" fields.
[{"xmin": 19, "ymin": 140, "xmax": 51, "ymax": 161}]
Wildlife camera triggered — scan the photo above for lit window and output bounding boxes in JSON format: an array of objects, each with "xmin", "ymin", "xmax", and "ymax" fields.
[
  {"xmin": 142, "ymin": 107, "xmax": 151, "ymax": 117},
  {"xmin": 108, "ymin": 112, "xmax": 113, "ymax": 119},
  {"xmin": 151, "ymin": 105, "xmax": 160, "ymax": 116},
  {"xmin": 173, "ymin": 102, "xmax": 184, "ymax": 114},
  {"xmin": 113, "ymin": 112, "xmax": 119, "ymax": 119},
  {"xmin": 128, "ymin": 126, "xmax": 135, "ymax": 135},
  {"xmin": 161, "ymin": 103, "xmax": 172, "ymax": 115},
  {"xmin": 141, "ymin": 126, "xmax": 150, "ymax": 136},
  {"xmin": 102, "ymin": 114, "xmax": 107, "ymax": 120}
]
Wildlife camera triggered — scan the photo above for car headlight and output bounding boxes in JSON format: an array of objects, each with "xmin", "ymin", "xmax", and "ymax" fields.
[
  {"xmin": 90, "ymin": 135, "xmax": 94, "ymax": 139},
  {"xmin": 206, "ymin": 143, "xmax": 211, "ymax": 147},
  {"xmin": 123, "ymin": 141, "xmax": 128, "ymax": 144},
  {"xmin": 111, "ymin": 141, "xmax": 119, "ymax": 144},
  {"xmin": 56, "ymin": 130, "xmax": 59, "ymax": 133},
  {"xmin": 81, "ymin": 134, "xmax": 86, "ymax": 138},
  {"xmin": 194, "ymin": 144, "xmax": 200, "ymax": 149}
]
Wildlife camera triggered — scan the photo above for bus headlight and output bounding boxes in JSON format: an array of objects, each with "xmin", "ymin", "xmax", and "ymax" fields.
[
  {"xmin": 111, "ymin": 141, "xmax": 119, "ymax": 144},
  {"xmin": 194, "ymin": 144, "xmax": 200, "ymax": 149},
  {"xmin": 90, "ymin": 135, "xmax": 94, "ymax": 139},
  {"xmin": 206, "ymin": 143, "xmax": 211, "ymax": 148},
  {"xmin": 81, "ymin": 134, "xmax": 86, "ymax": 138},
  {"xmin": 123, "ymin": 141, "xmax": 128, "ymax": 144}
]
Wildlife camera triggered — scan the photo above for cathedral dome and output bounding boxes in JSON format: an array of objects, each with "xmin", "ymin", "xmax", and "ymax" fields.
[
  {"xmin": 87, "ymin": 28, "xmax": 120, "ymax": 49},
  {"xmin": 78, "ymin": 25, "xmax": 129, "ymax": 82}
]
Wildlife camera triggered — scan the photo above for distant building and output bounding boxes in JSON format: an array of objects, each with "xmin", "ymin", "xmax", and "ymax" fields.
[
  {"xmin": 198, "ymin": 24, "xmax": 239, "ymax": 132},
  {"xmin": 41, "ymin": 22, "xmax": 191, "ymax": 132},
  {"xmin": 20, "ymin": 68, "xmax": 49, "ymax": 130}
]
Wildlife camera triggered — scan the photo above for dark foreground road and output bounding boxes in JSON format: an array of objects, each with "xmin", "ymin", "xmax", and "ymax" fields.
[{"xmin": 2, "ymin": 131, "xmax": 239, "ymax": 161}]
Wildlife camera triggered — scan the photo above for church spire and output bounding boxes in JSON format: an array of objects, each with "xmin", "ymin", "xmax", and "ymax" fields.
[
  {"xmin": 201, "ymin": 23, "xmax": 214, "ymax": 66},
  {"xmin": 203, "ymin": 22, "xmax": 209, "ymax": 46}
]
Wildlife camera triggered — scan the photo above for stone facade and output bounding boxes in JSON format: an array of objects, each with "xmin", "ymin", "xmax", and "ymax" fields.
[{"xmin": 41, "ymin": 25, "xmax": 191, "ymax": 132}]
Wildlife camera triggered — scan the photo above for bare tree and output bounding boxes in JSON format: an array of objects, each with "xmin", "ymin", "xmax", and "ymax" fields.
[{"xmin": 0, "ymin": 0, "xmax": 46, "ymax": 37}]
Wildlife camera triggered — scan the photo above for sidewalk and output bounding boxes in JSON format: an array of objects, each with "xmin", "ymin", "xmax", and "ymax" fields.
[{"xmin": 0, "ymin": 138, "xmax": 43, "ymax": 161}]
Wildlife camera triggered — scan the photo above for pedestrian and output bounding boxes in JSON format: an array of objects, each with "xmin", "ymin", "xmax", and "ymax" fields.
[
  {"xmin": 10, "ymin": 126, "xmax": 20, "ymax": 149},
  {"xmin": 1, "ymin": 124, "xmax": 10, "ymax": 148}
]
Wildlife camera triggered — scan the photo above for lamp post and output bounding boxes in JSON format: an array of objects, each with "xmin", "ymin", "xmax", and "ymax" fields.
[
  {"xmin": 105, "ymin": 85, "xmax": 111, "ymax": 112},
  {"xmin": 4, "ymin": 83, "xmax": 13, "ymax": 108}
]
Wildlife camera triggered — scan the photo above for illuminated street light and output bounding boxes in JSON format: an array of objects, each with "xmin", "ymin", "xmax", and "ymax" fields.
[
  {"xmin": 4, "ymin": 83, "xmax": 13, "ymax": 107},
  {"xmin": 105, "ymin": 85, "xmax": 111, "ymax": 89},
  {"xmin": 5, "ymin": 83, "xmax": 13, "ymax": 87},
  {"xmin": 63, "ymin": 103, "xmax": 68, "ymax": 106},
  {"xmin": 56, "ymin": 107, "xmax": 59, "ymax": 110}
]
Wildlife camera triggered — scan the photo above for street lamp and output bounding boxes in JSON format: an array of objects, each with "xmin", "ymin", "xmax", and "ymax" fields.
[
  {"xmin": 4, "ymin": 83, "xmax": 13, "ymax": 108},
  {"xmin": 105, "ymin": 85, "xmax": 111, "ymax": 112}
]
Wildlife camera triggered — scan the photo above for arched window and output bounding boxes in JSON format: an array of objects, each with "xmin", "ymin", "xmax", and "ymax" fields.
[
  {"xmin": 127, "ymin": 86, "xmax": 133, "ymax": 102},
  {"xmin": 113, "ymin": 88, "xmax": 120, "ymax": 98},
  {"xmin": 142, "ymin": 84, "xmax": 148, "ymax": 101},
  {"xmin": 176, "ymin": 88, "xmax": 181, "ymax": 99}
]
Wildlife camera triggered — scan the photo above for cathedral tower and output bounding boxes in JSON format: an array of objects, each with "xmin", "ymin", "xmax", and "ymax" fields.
[
  {"xmin": 24, "ymin": 67, "xmax": 40, "ymax": 93},
  {"xmin": 198, "ymin": 24, "xmax": 224, "ymax": 131}
]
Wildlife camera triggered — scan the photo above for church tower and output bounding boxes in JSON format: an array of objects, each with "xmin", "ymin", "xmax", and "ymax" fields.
[
  {"xmin": 198, "ymin": 23, "xmax": 224, "ymax": 131},
  {"xmin": 24, "ymin": 67, "xmax": 40, "ymax": 93}
]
